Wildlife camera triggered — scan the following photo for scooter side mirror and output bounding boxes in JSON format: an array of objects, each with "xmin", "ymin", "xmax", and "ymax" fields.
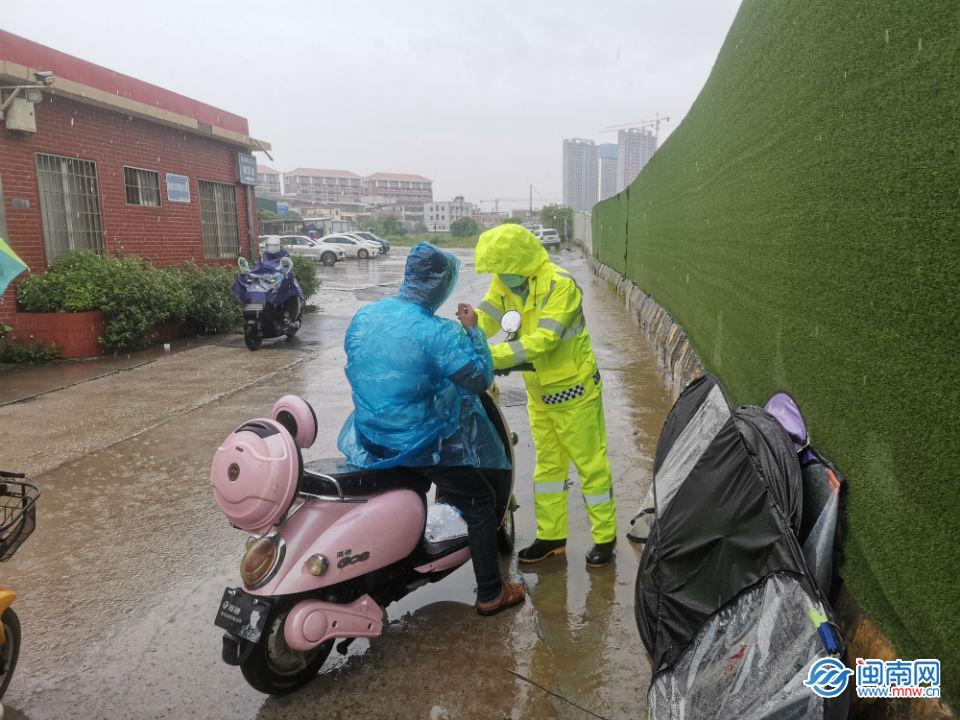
[
  {"xmin": 500, "ymin": 310, "xmax": 522, "ymax": 335},
  {"xmin": 238, "ymin": 257, "xmax": 251, "ymax": 273},
  {"xmin": 279, "ymin": 256, "xmax": 294, "ymax": 274}
]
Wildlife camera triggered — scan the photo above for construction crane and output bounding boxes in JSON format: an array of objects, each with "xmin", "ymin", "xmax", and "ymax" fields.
[
  {"xmin": 600, "ymin": 112, "xmax": 671, "ymax": 141},
  {"xmin": 478, "ymin": 186, "xmax": 560, "ymax": 213}
]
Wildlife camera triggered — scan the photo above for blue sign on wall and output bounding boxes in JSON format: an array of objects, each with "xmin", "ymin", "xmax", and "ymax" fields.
[
  {"xmin": 166, "ymin": 173, "xmax": 191, "ymax": 203},
  {"xmin": 277, "ymin": 202, "xmax": 289, "ymax": 215},
  {"xmin": 237, "ymin": 153, "xmax": 257, "ymax": 186}
]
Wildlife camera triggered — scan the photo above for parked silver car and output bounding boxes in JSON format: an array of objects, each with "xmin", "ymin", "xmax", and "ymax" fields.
[
  {"xmin": 258, "ymin": 235, "xmax": 346, "ymax": 266},
  {"xmin": 318, "ymin": 234, "xmax": 382, "ymax": 259}
]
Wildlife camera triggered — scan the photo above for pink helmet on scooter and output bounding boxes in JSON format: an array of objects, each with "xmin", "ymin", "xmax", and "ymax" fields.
[{"xmin": 210, "ymin": 419, "xmax": 301, "ymax": 535}]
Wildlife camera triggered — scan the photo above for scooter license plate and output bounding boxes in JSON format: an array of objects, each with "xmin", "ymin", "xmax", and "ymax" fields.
[
  {"xmin": 244, "ymin": 303, "xmax": 264, "ymax": 311},
  {"xmin": 214, "ymin": 587, "xmax": 273, "ymax": 643}
]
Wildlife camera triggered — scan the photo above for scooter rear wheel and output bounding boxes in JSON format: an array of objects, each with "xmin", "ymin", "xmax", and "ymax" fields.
[
  {"xmin": 240, "ymin": 607, "xmax": 332, "ymax": 695},
  {"xmin": 244, "ymin": 324, "xmax": 263, "ymax": 351},
  {"xmin": 0, "ymin": 607, "xmax": 22, "ymax": 700}
]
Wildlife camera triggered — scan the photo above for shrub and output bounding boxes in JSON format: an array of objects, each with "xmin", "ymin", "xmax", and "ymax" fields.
[
  {"xmin": 290, "ymin": 255, "xmax": 320, "ymax": 301},
  {"xmin": 96, "ymin": 256, "xmax": 190, "ymax": 350},
  {"xmin": 2, "ymin": 340, "xmax": 61, "ymax": 363},
  {"xmin": 175, "ymin": 262, "xmax": 241, "ymax": 334}
]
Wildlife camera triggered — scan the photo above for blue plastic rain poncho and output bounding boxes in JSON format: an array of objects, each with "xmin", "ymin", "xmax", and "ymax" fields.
[
  {"xmin": 231, "ymin": 248, "xmax": 304, "ymax": 307},
  {"xmin": 338, "ymin": 243, "xmax": 510, "ymax": 470}
]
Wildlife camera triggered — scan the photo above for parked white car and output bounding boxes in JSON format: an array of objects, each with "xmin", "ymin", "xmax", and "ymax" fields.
[
  {"xmin": 539, "ymin": 228, "xmax": 561, "ymax": 247},
  {"xmin": 258, "ymin": 235, "xmax": 346, "ymax": 266},
  {"xmin": 319, "ymin": 234, "xmax": 382, "ymax": 259}
]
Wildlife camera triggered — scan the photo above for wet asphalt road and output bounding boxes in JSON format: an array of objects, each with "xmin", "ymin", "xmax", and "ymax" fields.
[{"xmin": 0, "ymin": 245, "xmax": 673, "ymax": 719}]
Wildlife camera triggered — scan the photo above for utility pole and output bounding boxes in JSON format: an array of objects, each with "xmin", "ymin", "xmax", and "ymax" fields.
[{"xmin": 529, "ymin": 184, "xmax": 533, "ymax": 218}]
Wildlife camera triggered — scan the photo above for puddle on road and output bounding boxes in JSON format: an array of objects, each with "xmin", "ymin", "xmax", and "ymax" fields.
[{"xmin": 0, "ymin": 247, "xmax": 673, "ymax": 720}]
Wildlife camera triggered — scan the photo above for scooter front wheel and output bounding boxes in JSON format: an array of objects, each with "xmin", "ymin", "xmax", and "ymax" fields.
[
  {"xmin": 240, "ymin": 607, "xmax": 332, "ymax": 695},
  {"xmin": 0, "ymin": 607, "xmax": 22, "ymax": 699},
  {"xmin": 244, "ymin": 324, "xmax": 263, "ymax": 351}
]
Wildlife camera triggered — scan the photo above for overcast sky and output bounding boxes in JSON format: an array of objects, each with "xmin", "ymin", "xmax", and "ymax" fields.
[{"xmin": 3, "ymin": 0, "xmax": 741, "ymax": 208}]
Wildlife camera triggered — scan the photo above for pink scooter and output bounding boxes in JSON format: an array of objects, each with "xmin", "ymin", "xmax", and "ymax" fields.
[{"xmin": 209, "ymin": 391, "xmax": 517, "ymax": 694}]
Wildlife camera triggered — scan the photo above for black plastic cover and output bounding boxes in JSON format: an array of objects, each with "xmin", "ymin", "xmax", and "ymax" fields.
[{"xmin": 636, "ymin": 374, "xmax": 820, "ymax": 673}]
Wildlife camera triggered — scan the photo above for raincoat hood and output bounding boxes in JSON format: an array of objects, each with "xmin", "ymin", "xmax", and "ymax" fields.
[
  {"xmin": 398, "ymin": 242, "xmax": 460, "ymax": 312},
  {"xmin": 474, "ymin": 224, "xmax": 549, "ymax": 277}
]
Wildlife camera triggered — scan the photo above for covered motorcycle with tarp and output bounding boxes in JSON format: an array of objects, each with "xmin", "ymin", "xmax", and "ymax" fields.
[{"xmin": 634, "ymin": 374, "xmax": 848, "ymax": 719}]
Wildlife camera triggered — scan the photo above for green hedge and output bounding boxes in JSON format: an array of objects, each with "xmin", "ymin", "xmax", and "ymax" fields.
[
  {"xmin": 16, "ymin": 253, "xmax": 241, "ymax": 350},
  {"xmin": 592, "ymin": 0, "xmax": 958, "ymax": 703}
]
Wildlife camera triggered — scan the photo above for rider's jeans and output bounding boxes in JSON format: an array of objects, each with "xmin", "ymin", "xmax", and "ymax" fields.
[{"xmin": 418, "ymin": 466, "xmax": 503, "ymax": 603}]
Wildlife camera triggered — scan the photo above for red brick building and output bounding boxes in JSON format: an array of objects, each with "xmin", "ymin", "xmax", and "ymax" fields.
[{"xmin": 0, "ymin": 31, "xmax": 269, "ymax": 327}]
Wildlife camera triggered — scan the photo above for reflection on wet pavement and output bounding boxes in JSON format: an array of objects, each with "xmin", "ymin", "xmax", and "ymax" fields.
[{"xmin": 0, "ymin": 245, "xmax": 672, "ymax": 719}]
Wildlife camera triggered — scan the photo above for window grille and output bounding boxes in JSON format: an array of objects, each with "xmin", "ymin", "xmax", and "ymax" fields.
[
  {"xmin": 198, "ymin": 180, "xmax": 240, "ymax": 258},
  {"xmin": 35, "ymin": 153, "xmax": 103, "ymax": 263}
]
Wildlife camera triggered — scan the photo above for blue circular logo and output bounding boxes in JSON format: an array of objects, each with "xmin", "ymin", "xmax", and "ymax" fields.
[{"xmin": 803, "ymin": 657, "xmax": 853, "ymax": 698}]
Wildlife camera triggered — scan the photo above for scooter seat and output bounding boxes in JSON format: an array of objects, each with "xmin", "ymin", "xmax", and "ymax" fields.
[{"xmin": 302, "ymin": 458, "xmax": 431, "ymax": 496}]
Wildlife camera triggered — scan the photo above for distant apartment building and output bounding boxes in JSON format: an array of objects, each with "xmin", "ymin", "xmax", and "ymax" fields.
[
  {"xmin": 599, "ymin": 143, "xmax": 618, "ymax": 201},
  {"xmin": 362, "ymin": 173, "xmax": 433, "ymax": 212},
  {"xmin": 616, "ymin": 128, "xmax": 657, "ymax": 192},
  {"xmin": 562, "ymin": 138, "xmax": 599, "ymax": 212},
  {"xmin": 283, "ymin": 168, "xmax": 363, "ymax": 207},
  {"xmin": 423, "ymin": 195, "xmax": 477, "ymax": 232},
  {"xmin": 255, "ymin": 165, "xmax": 282, "ymax": 197}
]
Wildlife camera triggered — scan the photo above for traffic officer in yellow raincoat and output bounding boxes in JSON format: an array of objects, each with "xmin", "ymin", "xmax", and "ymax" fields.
[{"xmin": 470, "ymin": 224, "xmax": 616, "ymax": 567}]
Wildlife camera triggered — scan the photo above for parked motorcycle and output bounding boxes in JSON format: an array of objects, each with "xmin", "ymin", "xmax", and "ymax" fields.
[
  {"xmin": 232, "ymin": 250, "xmax": 304, "ymax": 351},
  {"xmin": 0, "ymin": 471, "xmax": 41, "ymax": 701},
  {"xmin": 209, "ymin": 316, "xmax": 522, "ymax": 694}
]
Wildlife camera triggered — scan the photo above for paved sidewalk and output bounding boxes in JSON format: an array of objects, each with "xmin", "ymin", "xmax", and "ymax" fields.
[{"xmin": 0, "ymin": 342, "xmax": 312, "ymax": 475}]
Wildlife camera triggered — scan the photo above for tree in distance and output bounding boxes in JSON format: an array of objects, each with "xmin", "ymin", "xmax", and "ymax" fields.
[
  {"xmin": 450, "ymin": 217, "xmax": 480, "ymax": 237},
  {"xmin": 539, "ymin": 204, "xmax": 573, "ymax": 240},
  {"xmin": 364, "ymin": 216, "xmax": 407, "ymax": 237}
]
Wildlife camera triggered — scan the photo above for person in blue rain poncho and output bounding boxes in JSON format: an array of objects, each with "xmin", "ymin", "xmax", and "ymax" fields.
[{"xmin": 338, "ymin": 242, "xmax": 525, "ymax": 616}]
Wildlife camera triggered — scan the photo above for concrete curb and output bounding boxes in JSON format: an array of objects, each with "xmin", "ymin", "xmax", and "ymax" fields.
[{"xmin": 587, "ymin": 253, "xmax": 954, "ymax": 720}]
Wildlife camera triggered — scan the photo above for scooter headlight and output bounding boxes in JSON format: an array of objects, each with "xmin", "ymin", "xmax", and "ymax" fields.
[{"xmin": 240, "ymin": 534, "xmax": 284, "ymax": 589}]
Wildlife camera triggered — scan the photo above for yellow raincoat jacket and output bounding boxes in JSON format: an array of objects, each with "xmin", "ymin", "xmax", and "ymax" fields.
[{"xmin": 474, "ymin": 224, "xmax": 616, "ymax": 543}]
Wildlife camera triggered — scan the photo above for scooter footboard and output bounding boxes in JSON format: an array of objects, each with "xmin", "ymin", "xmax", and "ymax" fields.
[{"xmin": 284, "ymin": 595, "xmax": 383, "ymax": 652}]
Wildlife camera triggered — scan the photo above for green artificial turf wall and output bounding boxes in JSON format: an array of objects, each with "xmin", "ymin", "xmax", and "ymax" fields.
[{"xmin": 593, "ymin": 0, "xmax": 959, "ymax": 704}]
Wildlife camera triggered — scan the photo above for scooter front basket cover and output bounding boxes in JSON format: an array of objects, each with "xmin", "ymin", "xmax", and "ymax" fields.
[{"xmin": 210, "ymin": 418, "xmax": 300, "ymax": 535}]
